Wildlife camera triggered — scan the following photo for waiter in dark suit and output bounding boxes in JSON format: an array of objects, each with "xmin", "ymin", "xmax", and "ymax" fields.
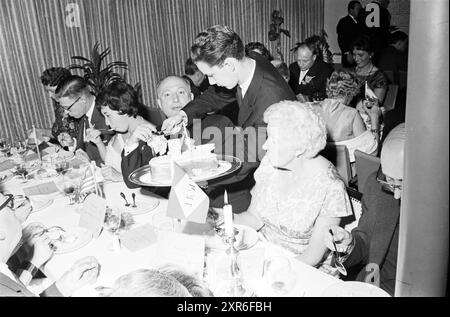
[
  {"xmin": 55, "ymin": 75, "xmax": 111, "ymax": 166},
  {"xmin": 288, "ymin": 42, "xmax": 334, "ymax": 102},
  {"xmin": 337, "ymin": 1, "xmax": 363, "ymax": 68},
  {"xmin": 161, "ymin": 25, "xmax": 296, "ymax": 213}
]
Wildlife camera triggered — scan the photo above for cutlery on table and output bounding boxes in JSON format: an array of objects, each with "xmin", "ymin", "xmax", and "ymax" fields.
[
  {"xmin": 120, "ymin": 192, "xmax": 130, "ymax": 207},
  {"xmin": 131, "ymin": 193, "xmax": 137, "ymax": 208},
  {"xmin": 329, "ymin": 229, "xmax": 347, "ymax": 276}
]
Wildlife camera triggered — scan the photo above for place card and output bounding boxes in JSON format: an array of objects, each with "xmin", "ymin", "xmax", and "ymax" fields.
[
  {"xmin": 0, "ymin": 159, "xmax": 14, "ymax": 172},
  {"xmin": 166, "ymin": 163, "xmax": 209, "ymax": 224},
  {"xmin": 78, "ymin": 194, "xmax": 107, "ymax": 238},
  {"xmin": 22, "ymin": 181, "xmax": 59, "ymax": 196},
  {"xmin": 120, "ymin": 223, "xmax": 158, "ymax": 252}
]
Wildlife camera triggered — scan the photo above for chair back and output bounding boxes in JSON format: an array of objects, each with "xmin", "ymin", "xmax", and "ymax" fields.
[
  {"xmin": 341, "ymin": 187, "xmax": 363, "ymax": 231},
  {"xmin": 321, "ymin": 144, "xmax": 352, "ymax": 186},
  {"xmin": 354, "ymin": 149, "xmax": 380, "ymax": 194},
  {"xmin": 383, "ymin": 84, "xmax": 399, "ymax": 112}
]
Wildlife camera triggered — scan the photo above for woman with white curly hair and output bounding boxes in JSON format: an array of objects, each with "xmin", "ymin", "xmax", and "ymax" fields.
[
  {"xmin": 316, "ymin": 70, "xmax": 378, "ymax": 162},
  {"xmin": 237, "ymin": 101, "xmax": 352, "ymax": 274}
]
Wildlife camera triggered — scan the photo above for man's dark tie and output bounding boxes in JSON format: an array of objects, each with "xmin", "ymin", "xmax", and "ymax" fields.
[{"xmin": 236, "ymin": 86, "xmax": 243, "ymax": 105}]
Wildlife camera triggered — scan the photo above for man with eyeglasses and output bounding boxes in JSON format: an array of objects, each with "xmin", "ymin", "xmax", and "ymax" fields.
[
  {"xmin": 0, "ymin": 193, "xmax": 100, "ymax": 296},
  {"xmin": 324, "ymin": 123, "xmax": 405, "ymax": 296},
  {"xmin": 55, "ymin": 75, "xmax": 111, "ymax": 166}
]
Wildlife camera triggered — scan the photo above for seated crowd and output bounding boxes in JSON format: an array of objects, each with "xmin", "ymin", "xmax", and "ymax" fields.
[{"xmin": 1, "ymin": 5, "xmax": 408, "ymax": 296}]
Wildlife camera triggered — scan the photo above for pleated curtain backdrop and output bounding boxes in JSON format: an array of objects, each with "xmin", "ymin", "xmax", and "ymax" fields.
[{"xmin": 0, "ymin": 0, "xmax": 324, "ymax": 140}]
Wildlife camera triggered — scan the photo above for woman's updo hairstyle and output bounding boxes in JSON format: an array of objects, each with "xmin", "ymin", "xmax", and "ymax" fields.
[{"xmin": 97, "ymin": 81, "xmax": 141, "ymax": 117}]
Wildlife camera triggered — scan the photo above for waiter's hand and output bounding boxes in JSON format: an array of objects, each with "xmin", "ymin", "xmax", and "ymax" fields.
[{"xmin": 161, "ymin": 113, "xmax": 184, "ymax": 135}]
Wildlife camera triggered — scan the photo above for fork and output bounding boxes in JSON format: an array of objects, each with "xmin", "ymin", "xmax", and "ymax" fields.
[{"xmin": 329, "ymin": 229, "xmax": 347, "ymax": 276}]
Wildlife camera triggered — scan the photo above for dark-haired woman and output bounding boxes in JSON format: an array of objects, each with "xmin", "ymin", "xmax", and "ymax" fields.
[
  {"xmin": 351, "ymin": 35, "xmax": 388, "ymax": 133},
  {"xmin": 86, "ymin": 82, "xmax": 156, "ymax": 183}
]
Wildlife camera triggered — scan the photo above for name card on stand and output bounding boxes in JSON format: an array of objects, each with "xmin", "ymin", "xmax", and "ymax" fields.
[
  {"xmin": 120, "ymin": 223, "xmax": 158, "ymax": 252},
  {"xmin": 166, "ymin": 163, "xmax": 209, "ymax": 224},
  {"xmin": 23, "ymin": 181, "xmax": 59, "ymax": 196},
  {"xmin": 78, "ymin": 194, "xmax": 107, "ymax": 238}
]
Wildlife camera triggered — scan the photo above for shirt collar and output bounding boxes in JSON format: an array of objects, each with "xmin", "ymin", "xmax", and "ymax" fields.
[
  {"xmin": 239, "ymin": 58, "xmax": 256, "ymax": 98},
  {"xmin": 85, "ymin": 97, "xmax": 96, "ymax": 124},
  {"xmin": 348, "ymin": 14, "xmax": 358, "ymax": 23}
]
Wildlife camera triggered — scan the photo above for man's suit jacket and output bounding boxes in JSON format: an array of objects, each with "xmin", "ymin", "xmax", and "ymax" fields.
[
  {"xmin": 337, "ymin": 15, "xmax": 363, "ymax": 67},
  {"xmin": 75, "ymin": 104, "xmax": 111, "ymax": 167},
  {"xmin": 288, "ymin": 58, "xmax": 334, "ymax": 100},
  {"xmin": 182, "ymin": 52, "xmax": 296, "ymax": 212},
  {"xmin": 344, "ymin": 172, "xmax": 400, "ymax": 293},
  {"xmin": 0, "ymin": 272, "xmax": 62, "ymax": 297}
]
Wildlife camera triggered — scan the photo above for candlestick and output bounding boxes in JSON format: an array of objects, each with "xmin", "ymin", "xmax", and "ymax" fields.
[{"xmin": 223, "ymin": 190, "xmax": 233, "ymax": 236}]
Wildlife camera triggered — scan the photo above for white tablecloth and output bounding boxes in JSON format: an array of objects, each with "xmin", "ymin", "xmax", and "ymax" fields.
[{"xmin": 1, "ymin": 164, "xmax": 343, "ymax": 297}]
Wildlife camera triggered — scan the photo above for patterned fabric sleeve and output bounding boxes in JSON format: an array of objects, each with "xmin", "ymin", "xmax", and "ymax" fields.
[
  {"xmin": 320, "ymin": 170, "xmax": 353, "ymax": 218},
  {"xmin": 368, "ymin": 70, "xmax": 388, "ymax": 90}
]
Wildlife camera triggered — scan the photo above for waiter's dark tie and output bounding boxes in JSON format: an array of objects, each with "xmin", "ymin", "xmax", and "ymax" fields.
[{"xmin": 236, "ymin": 86, "xmax": 243, "ymax": 106}]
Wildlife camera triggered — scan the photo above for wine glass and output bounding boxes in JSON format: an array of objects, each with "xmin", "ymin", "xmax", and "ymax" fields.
[
  {"xmin": 14, "ymin": 162, "xmax": 29, "ymax": 183},
  {"xmin": 12, "ymin": 140, "xmax": 28, "ymax": 158},
  {"xmin": 104, "ymin": 207, "xmax": 122, "ymax": 235},
  {"xmin": 62, "ymin": 179, "xmax": 78, "ymax": 205},
  {"xmin": 0, "ymin": 138, "xmax": 11, "ymax": 156},
  {"xmin": 262, "ymin": 256, "xmax": 296, "ymax": 295},
  {"xmin": 55, "ymin": 160, "xmax": 69, "ymax": 175}
]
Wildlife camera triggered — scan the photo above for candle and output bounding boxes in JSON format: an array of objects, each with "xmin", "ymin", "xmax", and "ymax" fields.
[{"xmin": 223, "ymin": 190, "xmax": 233, "ymax": 236}]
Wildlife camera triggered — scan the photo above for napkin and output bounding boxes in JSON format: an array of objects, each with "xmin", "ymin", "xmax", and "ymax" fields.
[
  {"xmin": 22, "ymin": 181, "xmax": 59, "ymax": 196},
  {"xmin": 120, "ymin": 223, "xmax": 158, "ymax": 252}
]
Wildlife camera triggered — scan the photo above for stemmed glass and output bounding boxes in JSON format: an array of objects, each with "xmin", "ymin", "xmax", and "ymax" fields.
[
  {"xmin": 14, "ymin": 162, "xmax": 30, "ymax": 183},
  {"xmin": 62, "ymin": 179, "xmax": 79, "ymax": 205},
  {"xmin": 12, "ymin": 140, "xmax": 28, "ymax": 158},
  {"xmin": 55, "ymin": 160, "xmax": 70, "ymax": 176},
  {"xmin": 0, "ymin": 138, "xmax": 11, "ymax": 157},
  {"xmin": 262, "ymin": 256, "xmax": 296, "ymax": 295},
  {"xmin": 104, "ymin": 207, "xmax": 122, "ymax": 252}
]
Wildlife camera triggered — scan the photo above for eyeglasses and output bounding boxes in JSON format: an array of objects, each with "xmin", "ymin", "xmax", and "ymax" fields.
[
  {"xmin": 62, "ymin": 96, "xmax": 81, "ymax": 112},
  {"xmin": 376, "ymin": 167, "xmax": 402, "ymax": 194},
  {"xmin": 0, "ymin": 194, "xmax": 30, "ymax": 212}
]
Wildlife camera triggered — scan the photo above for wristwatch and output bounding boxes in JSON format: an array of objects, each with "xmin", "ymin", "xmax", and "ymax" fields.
[{"xmin": 19, "ymin": 261, "xmax": 39, "ymax": 277}]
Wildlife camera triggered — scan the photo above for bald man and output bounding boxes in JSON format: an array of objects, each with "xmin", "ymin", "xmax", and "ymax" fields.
[{"xmin": 324, "ymin": 123, "xmax": 405, "ymax": 296}]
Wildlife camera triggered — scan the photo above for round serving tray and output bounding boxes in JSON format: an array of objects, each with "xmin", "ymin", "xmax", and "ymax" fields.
[{"xmin": 128, "ymin": 154, "xmax": 242, "ymax": 187}]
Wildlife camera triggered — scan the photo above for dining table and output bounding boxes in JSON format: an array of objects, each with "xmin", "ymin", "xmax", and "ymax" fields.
[{"xmin": 0, "ymin": 150, "xmax": 386, "ymax": 297}]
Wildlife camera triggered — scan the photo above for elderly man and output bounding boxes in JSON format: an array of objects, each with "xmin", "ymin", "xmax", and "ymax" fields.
[
  {"xmin": 161, "ymin": 25, "xmax": 295, "ymax": 212},
  {"xmin": 0, "ymin": 194, "xmax": 99, "ymax": 296},
  {"xmin": 120, "ymin": 75, "xmax": 234, "ymax": 190},
  {"xmin": 55, "ymin": 75, "xmax": 111, "ymax": 166},
  {"xmin": 288, "ymin": 41, "xmax": 334, "ymax": 102},
  {"xmin": 324, "ymin": 123, "xmax": 405, "ymax": 296}
]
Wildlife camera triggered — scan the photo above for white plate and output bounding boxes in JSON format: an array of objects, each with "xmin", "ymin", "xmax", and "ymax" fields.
[
  {"xmin": 321, "ymin": 281, "xmax": 391, "ymax": 297},
  {"xmin": 47, "ymin": 227, "xmax": 93, "ymax": 255},
  {"xmin": 206, "ymin": 224, "xmax": 259, "ymax": 251},
  {"xmin": 122, "ymin": 197, "xmax": 160, "ymax": 216},
  {"xmin": 42, "ymin": 150, "xmax": 74, "ymax": 162},
  {"xmin": 30, "ymin": 197, "xmax": 54, "ymax": 213}
]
